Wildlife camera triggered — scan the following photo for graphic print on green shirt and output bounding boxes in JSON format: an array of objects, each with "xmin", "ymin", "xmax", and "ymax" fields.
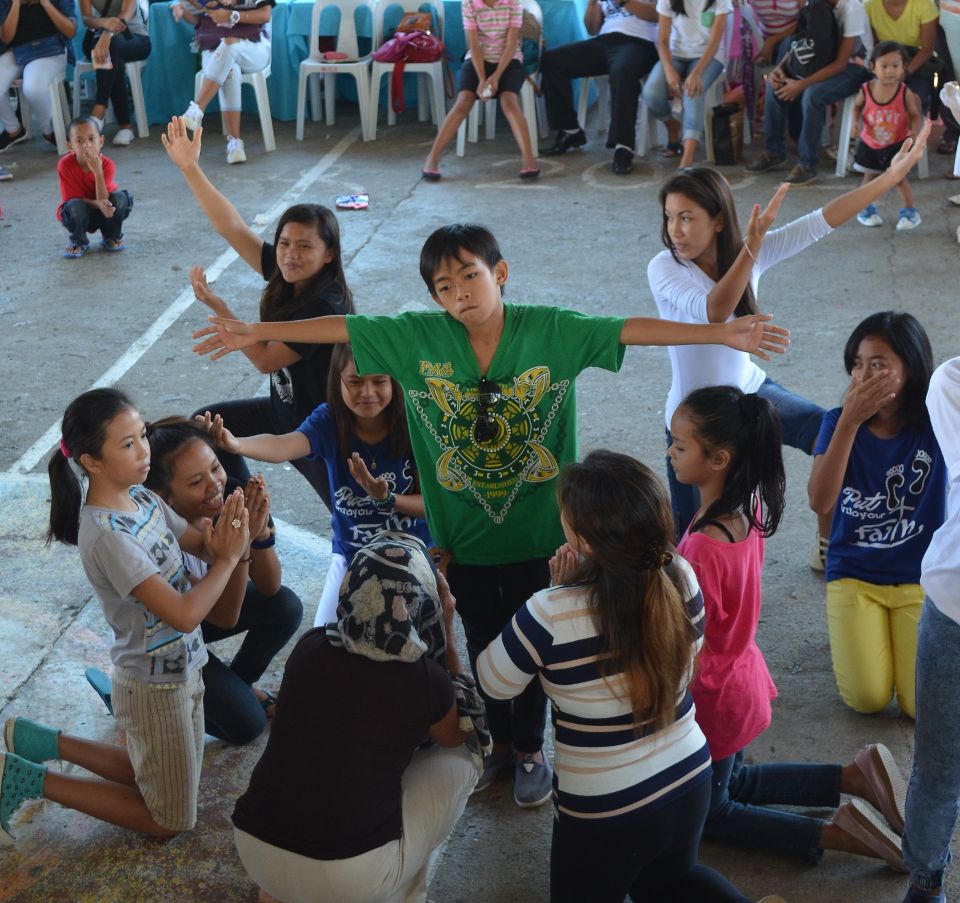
[{"xmin": 347, "ymin": 305, "xmax": 625, "ymax": 566}]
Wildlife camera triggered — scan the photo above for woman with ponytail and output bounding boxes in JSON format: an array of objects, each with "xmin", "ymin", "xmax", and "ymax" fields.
[
  {"xmin": 670, "ymin": 385, "xmax": 909, "ymax": 870},
  {"xmin": 477, "ymin": 450, "xmax": 768, "ymax": 902}
]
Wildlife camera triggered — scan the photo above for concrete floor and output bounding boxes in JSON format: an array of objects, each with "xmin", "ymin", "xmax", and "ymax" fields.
[{"xmin": 1, "ymin": 101, "xmax": 959, "ymax": 903}]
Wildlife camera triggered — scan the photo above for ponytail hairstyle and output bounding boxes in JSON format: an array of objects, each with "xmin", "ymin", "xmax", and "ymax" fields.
[
  {"xmin": 327, "ymin": 343, "xmax": 413, "ymax": 469},
  {"xmin": 47, "ymin": 388, "xmax": 135, "ymax": 546},
  {"xmin": 843, "ymin": 311, "xmax": 934, "ymax": 432},
  {"xmin": 669, "ymin": 0, "xmax": 715, "ymax": 19},
  {"xmin": 681, "ymin": 386, "xmax": 786, "ymax": 538},
  {"xmin": 144, "ymin": 416, "xmax": 218, "ymax": 499},
  {"xmin": 556, "ymin": 450, "xmax": 697, "ymax": 732},
  {"xmin": 260, "ymin": 204, "xmax": 355, "ymax": 323},
  {"xmin": 658, "ymin": 166, "xmax": 756, "ymax": 317}
]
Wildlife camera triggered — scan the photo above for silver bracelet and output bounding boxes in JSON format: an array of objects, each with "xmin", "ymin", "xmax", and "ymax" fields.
[{"xmin": 743, "ymin": 240, "xmax": 756, "ymax": 262}]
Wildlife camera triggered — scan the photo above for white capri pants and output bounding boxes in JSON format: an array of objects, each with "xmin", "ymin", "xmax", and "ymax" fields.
[
  {"xmin": 313, "ymin": 551, "xmax": 348, "ymax": 628},
  {"xmin": 0, "ymin": 50, "xmax": 67, "ymax": 134},
  {"xmin": 200, "ymin": 38, "xmax": 270, "ymax": 112},
  {"xmin": 234, "ymin": 744, "xmax": 479, "ymax": 903}
]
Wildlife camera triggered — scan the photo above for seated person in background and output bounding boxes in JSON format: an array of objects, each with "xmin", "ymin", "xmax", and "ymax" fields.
[
  {"xmin": 864, "ymin": 0, "xmax": 939, "ymax": 110},
  {"xmin": 172, "ymin": 0, "xmax": 273, "ymax": 164},
  {"xmin": 0, "ymin": 0, "xmax": 76, "ymax": 150},
  {"xmin": 78, "ymin": 0, "xmax": 151, "ymax": 146},
  {"xmin": 57, "ymin": 115, "xmax": 133, "ymax": 258},
  {"xmin": 539, "ymin": 0, "xmax": 660, "ymax": 175},
  {"xmin": 232, "ymin": 532, "xmax": 483, "ymax": 903},
  {"xmin": 746, "ymin": 0, "xmax": 872, "ymax": 185},
  {"xmin": 748, "ymin": 0, "xmax": 802, "ymax": 64}
]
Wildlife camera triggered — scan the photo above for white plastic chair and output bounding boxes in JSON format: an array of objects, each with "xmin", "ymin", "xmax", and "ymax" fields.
[
  {"xmin": 193, "ymin": 56, "xmax": 276, "ymax": 153},
  {"xmin": 369, "ymin": 2, "xmax": 446, "ymax": 136},
  {"xmin": 13, "ymin": 73, "xmax": 70, "ymax": 154},
  {"xmin": 455, "ymin": 0, "xmax": 541, "ymax": 157},
  {"xmin": 72, "ymin": 59, "xmax": 149, "ymax": 138},
  {"xmin": 577, "ymin": 74, "xmax": 608, "ymax": 134},
  {"xmin": 296, "ymin": 0, "xmax": 376, "ymax": 142},
  {"xmin": 636, "ymin": 77, "xmax": 729, "ymax": 162},
  {"xmin": 834, "ymin": 91, "xmax": 928, "ymax": 179}
]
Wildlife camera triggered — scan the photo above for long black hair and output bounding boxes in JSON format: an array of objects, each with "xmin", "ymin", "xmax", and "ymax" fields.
[
  {"xmin": 658, "ymin": 166, "xmax": 756, "ymax": 317},
  {"xmin": 843, "ymin": 311, "xmax": 934, "ymax": 432},
  {"xmin": 260, "ymin": 204, "xmax": 354, "ymax": 323},
  {"xmin": 669, "ymin": 0, "xmax": 715, "ymax": 17},
  {"xmin": 47, "ymin": 388, "xmax": 135, "ymax": 546},
  {"xmin": 680, "ymin": 386, "xmax": 786, "ymax": 538}
]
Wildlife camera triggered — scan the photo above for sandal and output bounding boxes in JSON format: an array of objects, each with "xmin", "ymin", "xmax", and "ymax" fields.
[
  {"xmin": 63, "ymin": 243, "xmax": 89, "ymax": 259},
  {"xmin": 519, "ymin": 168, "xmax": 540, "ymax": 180},
  {"xmin": 100, "ymin": 237, "xmax": 125, "ymax": 252},
  {"xmin": 661, "ymin": 142, "xmax": 683, "ymax": 158},
  {"xmin": 421, "ymin": 168, "xmax": 442, "ymax": 182},
  {"xmin": 937, "ymin": 137, "xmax": 958, "ymax": 155},
  {"xmin": 255, "ymin": 688, "xmax": 278, "ymax": 718}
]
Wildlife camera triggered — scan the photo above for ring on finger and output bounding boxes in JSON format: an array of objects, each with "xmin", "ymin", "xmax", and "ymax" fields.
[{"xmin": 231, "ymin": 518, "xmax": 242, "ymax": 529}]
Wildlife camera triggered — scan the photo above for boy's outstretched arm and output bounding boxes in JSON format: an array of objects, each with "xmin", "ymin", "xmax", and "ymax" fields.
[
  {"xmin": 161, "ymin": 117, "xmax": 265, "ymax": 274},
  {"xmin": 620, "ymin": 314, "xmax": 790, "ymax": 361},
  {"xmin": 193, "ymin": 314, "xmax": 350, "ymax": 360}
]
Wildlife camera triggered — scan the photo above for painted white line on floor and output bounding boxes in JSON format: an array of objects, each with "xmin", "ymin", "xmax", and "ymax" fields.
[{"xmin": 7, "ymin": 127, "xmax": 361, "ymax": 477}]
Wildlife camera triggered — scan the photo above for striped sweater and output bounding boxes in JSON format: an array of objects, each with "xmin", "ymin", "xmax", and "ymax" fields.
[{"xmin": 477, "ymin": 556, "xmax": 711, "ymax": 823}]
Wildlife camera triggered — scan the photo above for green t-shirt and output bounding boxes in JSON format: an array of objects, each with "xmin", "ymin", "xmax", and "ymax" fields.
[{"xmin": 347, "ymin": 304, "xmax": 626, "ymax": 565}]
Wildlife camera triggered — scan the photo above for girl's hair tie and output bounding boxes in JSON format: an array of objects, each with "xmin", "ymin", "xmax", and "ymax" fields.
[
  {"xmin": 59, "ymin": 437, "xmax": 72, "ymax": 459},
  {"xmin": 639, "ymin": 549, "xmax": 673, "ymax": 570}
]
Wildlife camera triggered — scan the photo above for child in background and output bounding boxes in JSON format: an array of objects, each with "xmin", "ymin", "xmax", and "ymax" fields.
[
  {"xmin": 422, "ymin": 0, "xmax": 539, "ymax": 180},
  {"xmin": 853, "ymin": 42, "xmax": 923, "ymax": 231},
  {"xmin": 198, "ymin": 343, "xmax": 432, "ymax": 629},
  {"xmin": 0, "ymin": 388, "xmax": 249, "ymax": 844},
  {"xmin": 195, "ymin": 221, "xmax": 788, "ymax": 809},
  {"xmin": 808, "ymin": 312, "xmax": 945, "ymax": 718},
  {"xmin": 58, "ymin": 115, "xmax": 133, "ymax": 258},
  {"xmin": 672, "ymin": 385, "xmax": 909, "ymax": 871}
]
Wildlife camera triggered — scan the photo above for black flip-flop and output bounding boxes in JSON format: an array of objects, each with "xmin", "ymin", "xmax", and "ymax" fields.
[
  {"xmin": 519, "ymin": 168, "xmax": 540, "ymax": 181},
  {"xmin": 257, "ymin": 689, "xmax": 278, "ymax": 717},
  {"xmin": 661, "ymin": 142, "xmax": 683, "ymax": 158},
  {"xmin": 421, "ymin": 169, "xmax": 442, "ymax": 182}
]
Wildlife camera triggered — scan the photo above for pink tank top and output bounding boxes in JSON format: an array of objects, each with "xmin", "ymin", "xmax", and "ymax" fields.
[{"xmin": 860, "ymin": 82, "xmax": 910, "ymax": 151}]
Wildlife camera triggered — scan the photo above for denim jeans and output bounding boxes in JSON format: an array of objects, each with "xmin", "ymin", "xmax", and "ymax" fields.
[
  {"xmin": 201, "ymin": 581, "xmax": 303, "ymax": 744},
  {"xmin": 903, "ymin": 597, "xmax": 960, "ymax": 892},
  {"xmin": 665, "ymin": 377, "xmax": 824, "ymax": 539},
  {"xmin": 704, "ymin": 751, "xmax": 842, "ymax": 864},
  {"xmin": 60, "ymin": 190, "xmax": 133, "ymax": 246},
  {"xmin": 762, "ymin": 62, "xmax": 870, "ymax": 171},
  {"xmin": 642, "ymin": 56, "xmax": 724, "ymax": 141}
]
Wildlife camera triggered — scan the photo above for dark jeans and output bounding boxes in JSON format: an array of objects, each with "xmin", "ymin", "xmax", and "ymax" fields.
[
  {"xmin": 81, "ymin": 30, "xmax": 151, "ymax": 125},
  {"xmin": 541, "ymin": 32, "xmax": 659, "ymax": 149},
  {"xmin": 60, "ymin": 189, "xmax": 133, "ymax": 245},
  {"xmin": 447, "ymin": 557, "xmax": 549, "ymax": 753},
  {"xmin": 665, "ymin": 377, "xmax": 824, "ymax": 540},
  {"xmin": 193, "ymin": 396, "xmax": 332, "ymax": 512},
  {"xmin": 550, "ymin": 778, "xmax": 749, "ymax": 903},
  {"xmin": 201, "ymin": 580, "xmax": 303, "ymax": 744},
  {"xmin": 704, "ymin": 751, "xmax": 842, "ymax": 864}
]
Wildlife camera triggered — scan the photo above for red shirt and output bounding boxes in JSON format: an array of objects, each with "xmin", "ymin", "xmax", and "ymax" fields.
[
  {"xmin": 57, "ymin": 153, "xmax": 118, "ymax": 221},
  {"xmin": 678, "ymin": 516, "xmax": 778, "ymax": 761}
]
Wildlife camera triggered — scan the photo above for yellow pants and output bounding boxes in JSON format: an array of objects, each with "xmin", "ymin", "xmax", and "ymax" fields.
[{"xmin": 826, "ymin": 578, "xmax": 923, "ymax": 718}]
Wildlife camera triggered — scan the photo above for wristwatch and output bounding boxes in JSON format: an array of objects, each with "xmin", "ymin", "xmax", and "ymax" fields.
[{"xmin": 229, "ymin": 9, "xmax": 241, "ymax": 25}]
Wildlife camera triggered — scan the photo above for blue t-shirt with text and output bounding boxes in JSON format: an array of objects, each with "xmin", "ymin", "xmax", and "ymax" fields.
[
  {"xmin": 814, "ymin": 407, "xmax": 946, "ymax": 584},
  {"xmin": 297, "ymin": 404, "xmax": 433, "ymax": 559}
]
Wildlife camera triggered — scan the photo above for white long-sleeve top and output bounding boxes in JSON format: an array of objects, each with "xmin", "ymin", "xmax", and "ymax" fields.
[
  {"xmin": 921, "ymin": 357, "xmax": 960, "ymax": 624},
  {"xmin": 647, "ymin": 209, "xmax": 833, "ymax": 428}
]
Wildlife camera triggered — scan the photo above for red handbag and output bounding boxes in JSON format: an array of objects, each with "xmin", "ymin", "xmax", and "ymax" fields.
[{"xmin": 373, "ymin": 31, "xmax": 444, "ymax": 114}]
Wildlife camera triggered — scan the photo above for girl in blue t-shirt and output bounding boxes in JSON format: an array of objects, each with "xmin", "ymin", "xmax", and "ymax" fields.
[
  {"xmin": 200, "ymin": 343, "xmax": 432, "ymax": 628},
  {"xmin": 808, "ymin": 311, "xmax": 946, "ymax": 718}
]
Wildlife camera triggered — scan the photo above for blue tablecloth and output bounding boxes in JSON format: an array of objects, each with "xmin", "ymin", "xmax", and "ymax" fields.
[{"xmin": 139, "ymin": 0, "xmax": 586, "ymax": 125}]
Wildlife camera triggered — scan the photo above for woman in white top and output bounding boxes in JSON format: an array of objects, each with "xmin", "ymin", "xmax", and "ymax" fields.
[
  {"xmin": 79, "ymin": 0, "xmax": 151, "ymax": 146},
  {"xmin": 648, "ymin": 123, "xmax": 930, "ymax": 538},
  {"xmin": 641, "ymin": 0, "xmax": 731, "ymax": 167}
]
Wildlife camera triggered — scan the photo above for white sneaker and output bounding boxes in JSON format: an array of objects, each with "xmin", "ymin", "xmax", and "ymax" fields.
[
  {"xmin": 112, "ymin": 128, "xmax": 134, "ymax": 146},
  {"xmin": 896, "ymin": 207, "xmax": 921, "ymax": 231},
  {"xmin": 226, "ymin": 136, "xmax": 246, "ymax": 164},
  {"xmin": 90, "ymin": 114, "xmax": 105, "ymax": 134},
  {"xmin": 941, "ymin": 82, "xmax": 960, "ymax": 123},
  {"xmin": 181, "ymin": 101, "xmax": 204, "ymax": 131},
  {"xmin": 857, "ymin": 204, "xmax": 883, "ymax": 227}
]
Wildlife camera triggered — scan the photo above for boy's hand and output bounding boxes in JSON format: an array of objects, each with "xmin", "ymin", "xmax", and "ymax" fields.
[
  {"xmin": 194, "ymin": 411, "xmax": 241, "ymax": 453},
  {"xmin": 347, "ymin": 452, "xmax": 390, "ymax": 501},
  {"xmin": 723, "ymin": 314, "xmax": 790, "ymax": 361},
  {"xmin": 161, "ymin": 116, "xmax": 202, "ymax": 170},
  {"xmin": 93, "ymin": 198, "xmax": 115, "ymax": 218},
  {"xmin": 774, "ymin": 76, "xmax": 805, "ymax": 102},
  {"xmin": 76, "ymin": 141, "xmax": 103, "ymax": 172},
  {"xmin": 190, "ymin": 265, "xmax": 227, "ymax": 313}
]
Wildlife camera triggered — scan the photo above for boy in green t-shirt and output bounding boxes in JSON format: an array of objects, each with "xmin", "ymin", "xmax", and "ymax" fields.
[{"xmin": 197, "ymin": 223, "xmax": 789, "ymax": 807}]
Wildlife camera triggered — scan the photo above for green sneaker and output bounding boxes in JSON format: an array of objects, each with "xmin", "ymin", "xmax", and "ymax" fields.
[
  {"xmin": 4, "ymin": 717, "xmax": 60, "ymax": 764},
  {"xmin": 0, "ymin": 752, "xmax": 47, "ymax": 845}
]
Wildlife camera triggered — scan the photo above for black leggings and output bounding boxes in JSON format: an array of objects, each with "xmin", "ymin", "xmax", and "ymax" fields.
[
  {"xmin": 81, "ymin": 29, "xmax": 151, "ymax": 126},
  {"xmin": 550, "ymin": 779, "xmax": 750, "ymax": 903},
  {"xmin": 201, "ymin": 580, "xmax": 303, "ymax": 745},
  {"xmin": 193, "ymin": 396, "xmax": 332, "ymax": 512}
]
